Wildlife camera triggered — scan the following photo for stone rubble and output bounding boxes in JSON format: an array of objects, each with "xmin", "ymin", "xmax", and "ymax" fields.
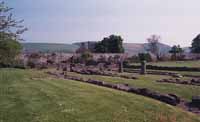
[{"xmin": 157, "ymin": 78, "xmax": 200, "ymax": 86}]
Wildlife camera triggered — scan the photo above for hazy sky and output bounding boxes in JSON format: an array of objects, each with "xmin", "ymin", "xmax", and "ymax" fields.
[{"xmin": 7, "ymin": 0, "xmax": 200, "ymax": 46}]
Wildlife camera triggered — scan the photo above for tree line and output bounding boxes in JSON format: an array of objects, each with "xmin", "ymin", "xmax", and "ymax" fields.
[{"xmin": 0, "ymin": 1, "xmax": 27, "ymax": 67}]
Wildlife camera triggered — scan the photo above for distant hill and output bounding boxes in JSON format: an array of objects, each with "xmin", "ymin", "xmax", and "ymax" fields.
[
  {"xmin": 124, "ymin": 43, "xmax": 171, "ymax": 55},
  {"xmin": 21, "ymin": 42, "xmax": 171, "ymax": 55},
  {"xmin": 21, "ymin": 43, "xmax": 79, "ymax": 53},
  {"xmin": 183, "ymin": 47, "xmax": 191, "ymax": 53},
  {"xmin": 123, "ymin": 43, "xmax": 145, "ymax": 55}
]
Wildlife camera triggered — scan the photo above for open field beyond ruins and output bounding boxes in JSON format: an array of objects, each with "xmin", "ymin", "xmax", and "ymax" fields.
[{"xmin": 0, "ymin": 66, "xmax": 200, "ymax": 122}]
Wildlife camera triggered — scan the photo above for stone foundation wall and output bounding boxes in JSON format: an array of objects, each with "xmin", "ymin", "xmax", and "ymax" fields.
[{"xmin": 125, "ymin": 64, "xmax": 200, "ymax": 72}]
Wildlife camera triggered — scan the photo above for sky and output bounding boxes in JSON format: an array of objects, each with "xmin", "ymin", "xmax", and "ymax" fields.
[{"xmin": 7, "ymin": 0, "xmax": 200, "ymax": 47}]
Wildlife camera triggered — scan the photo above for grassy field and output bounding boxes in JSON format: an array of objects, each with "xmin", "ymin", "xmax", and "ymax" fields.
[
  {"xmin": 68, "ymin": 72, "xmax": 200, "ymax": 101},
  {"xmin": 148, "ymin": 60, "xmax": 200, "ymax": 67},
  {"xmin": 0, "ymin": 69, "xmax": 200, "ymax": 122}
]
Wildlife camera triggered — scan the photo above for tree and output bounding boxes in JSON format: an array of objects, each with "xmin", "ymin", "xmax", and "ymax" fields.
[
  {"xmin": 80, "ymin": 51, "xmax": 94, "ymax": 65},
  {"xmin": 169, "ymin": 45, "xmax": 184, "ymax": 60},
  {"xmin": 94, "ymin": 35, "xmax": 124, "ymax": 53},
  {"xmin": 0, "ymin": 1, "xmax": 27, "ymax": 67},
  {"xmin": 0, "ymin": 2, "xmax": 27, "ymax": 40},
  {"xmin": 0, "ymin": 36, "xmax": 22, "ymax": 66},
  {"xmin": 147, "ymin": 35, "xmax": 161, "ymax": 58},
  {"xmin": 138, "ymin": 53, "xmax": 152, "ymax": 62},
  {"xmin": 76, "ymin": 42, "xmax": 89, "ymax": 53},
  {"xmin": 191, "ymin": 34, "xmax": 200, "ymax": 53}
]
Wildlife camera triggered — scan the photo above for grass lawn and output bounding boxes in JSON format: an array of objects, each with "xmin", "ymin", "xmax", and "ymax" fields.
[
  {"xmin": 68, "ymin": 72, "xmax": 200, "ymax": 101},
  {"xmin": 0, "ymin": 69, "xmax": 200, "ymax": 122}
]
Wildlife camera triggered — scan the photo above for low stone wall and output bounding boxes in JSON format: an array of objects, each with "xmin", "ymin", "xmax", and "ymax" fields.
[
  {"xmin": 157, "ymin": 78, "xmax": 200, "ymax": 86},
  {"xmin": 71, "ymin": 68, "xmax": 138, "ymax": 80},
  {"xmin": 183, "ymin": 75, "xmax": 200, "ymax": 78},
  {"xmin": 125, "ymin": 64, "xmax": 200, "ymax": 72},
  {"xmin": 192, "ymin": 96, "xmax": 200, "ymax": 108},
  {"xmin": 125, "ymin": 69, "xmax": 183, "ymax": 77}
]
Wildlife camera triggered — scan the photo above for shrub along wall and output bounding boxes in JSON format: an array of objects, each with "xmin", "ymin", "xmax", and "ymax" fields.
[{"xmin": 0, "ymin": 63, "xmax": 25, "ymax": 69}]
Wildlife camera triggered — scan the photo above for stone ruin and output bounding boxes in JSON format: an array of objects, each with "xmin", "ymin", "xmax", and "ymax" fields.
[
  {"xmin": 157, "ymin": 78, "xmax": 200, "ymax": 86},
  {"xmin": 140, "ymin": 60, "xmax": 146, "ymax": 75},
  {"xmin": 52, "ymin": 53, "xmax": 129, "ymax": 76},
  {"xmin": 191, "ymin": 96, "xmax": 200, "ymax": 108}
]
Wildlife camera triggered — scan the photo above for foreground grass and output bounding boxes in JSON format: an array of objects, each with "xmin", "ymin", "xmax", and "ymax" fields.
[
  {"xmin": 0, "ymin": 69, "xmax": 200, "ymax": 122},
  {"xmin": 68, "ymin": 72, "xmax": 200, "ymax": 101}
]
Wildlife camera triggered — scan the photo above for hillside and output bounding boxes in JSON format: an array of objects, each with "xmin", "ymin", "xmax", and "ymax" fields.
[
  {"xmin": 22, "ymin": 43, "xmax": 79, "ymax": 53},
  {"xmin": 123, "ymin": 43, "xmax": 145, "ymax": 55},
  {"xmin": 124, "ymin": 42, "xmax": 171, "ymax": 55},
  {"xmin": 21, "ymin": 42, "xmax": 171, "ymax": 55}
]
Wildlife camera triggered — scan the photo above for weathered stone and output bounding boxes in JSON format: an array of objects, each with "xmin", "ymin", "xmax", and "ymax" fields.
[
  {"xmin": 129, "ymin": 87, "xmax": 140, "ymax": 94},
  {"xmin": 69, "ymin": 63, "xmax": 73, "ymax": 72},
  {"xmin": 168, "ymin": 94, "xmax": 181, "ymax": 104},
  {"xmin": 159, "ymin": 94, "xmax": 178, "ymax": 106},
  {"xmin": 172, "ymin": 74, "xmax": 183, "ymax": 78},
  {"xmin": 102, "ymin": 82, "xmax": 114, "ymax": 88},
  {"xmin": 191, "ymin": 79, "xmax": 200, "ymax": 84},
  {"xmin": 116, "ymin": 84, "xmax": 131, "ymax": 92},
  {"xmin": 157, "ymin": 78, "xmax": 200, "ymax": 86},
  {"xmin": 140, "ymin": 60, "xmax": 146, "ymax": 75},
  {"xmin": 139, "ymin": 88, "xmax": 151, "ymax": 96},
  {"xmin": 118, "ymin": 61, "xmax": 124, "ymax": 73},
  {"xmin": 192, "ymin": 96, "xmax": 200, "ymax": 108},
  {"xmin": 88, "ymin": 79, "xmax": 103, "ymax": 86}
]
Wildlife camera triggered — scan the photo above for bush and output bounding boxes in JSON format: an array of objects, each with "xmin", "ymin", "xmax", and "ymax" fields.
[
  {"xmin": 138, "ymin": 53, "xmax": 152, "ymax": 62},
  {"xmin": 0, "ymin": 39, "xmax": 22, "ymax": 67},
  {"xmin": 0, "ymin": 59, "xmax": 25, "ymax": 69},
  {"xmin": 12, "ymin": 60, "xmax": 26, "ymax": 69},
  {"xmin": 80, "ymin": 51, "xmax": 93, "ymax": 64},
  {"xmin": 27, "ymin": 60, "xmax": 36, "ymax": 68},
  {"xmin": 125, "ymin": 55, "xmax": 140, "ymax": 64}
]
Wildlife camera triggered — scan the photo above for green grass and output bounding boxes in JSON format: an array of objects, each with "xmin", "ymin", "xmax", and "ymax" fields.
[
  {"xmin": 148, "ymin": 60, "xmax": 200, "ymax": 67},
  {"xmin": 68, "ymin": 72, "xmax": 200, "ymax": 101},
  {"xmin": 0, "ymin": 69, "xmax": 200, "ymax": 122}
]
